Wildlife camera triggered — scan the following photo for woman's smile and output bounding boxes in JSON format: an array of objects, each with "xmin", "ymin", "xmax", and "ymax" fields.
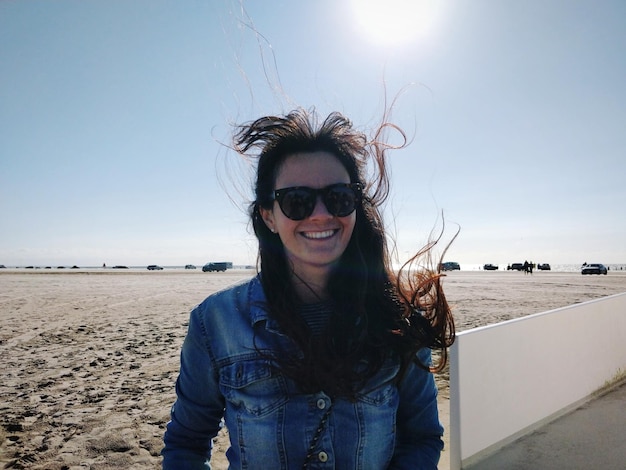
[{"xmin": 300, "ymin": 229, "xmax": 338, "ymax": 240}]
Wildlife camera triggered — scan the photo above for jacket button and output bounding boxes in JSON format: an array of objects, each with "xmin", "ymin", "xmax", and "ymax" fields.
[
  {"xmin": 318, "ymin": 451, "xmax": 328, "ymax": 462},
  {"xmin": 316, "ymin": 398, "xmax": 326, "ymax": 410}
]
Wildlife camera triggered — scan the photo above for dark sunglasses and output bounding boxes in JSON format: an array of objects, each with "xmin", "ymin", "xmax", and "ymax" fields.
[{"xmin": 271, "ymin": 183, "xmax": 362, "ymax": 221}]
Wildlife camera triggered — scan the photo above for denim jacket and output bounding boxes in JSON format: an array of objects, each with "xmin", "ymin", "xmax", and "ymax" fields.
[{"xmin": 162, "ymin": 275, "xmax": 443, "ymax": 469}]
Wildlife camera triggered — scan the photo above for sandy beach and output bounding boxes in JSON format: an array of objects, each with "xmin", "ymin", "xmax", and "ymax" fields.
[{"xmin": 1, "ymin": 268, "xmax": 625, "ymax": 469}]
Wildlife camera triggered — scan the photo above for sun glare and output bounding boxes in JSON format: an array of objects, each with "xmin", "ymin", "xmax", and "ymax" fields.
[{"xmin": 351, "ymin": 0, "xmax": 437, "ymax": 46}]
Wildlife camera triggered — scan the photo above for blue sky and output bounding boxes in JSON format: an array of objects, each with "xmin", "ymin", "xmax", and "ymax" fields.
[{"xmin": 1, "ymin": 0, "xmax": 625, "ymax": 268}]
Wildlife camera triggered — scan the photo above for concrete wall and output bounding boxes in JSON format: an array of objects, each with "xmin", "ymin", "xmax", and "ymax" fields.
[{"xmin": 449, "ymin": 292, "xmax": 626, "ymax": 469}]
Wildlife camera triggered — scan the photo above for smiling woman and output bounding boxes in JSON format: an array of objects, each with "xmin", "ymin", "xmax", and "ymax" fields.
[
  {"xmin": 162, "ymin": 108, "xmax": 455, "ymax": 469},
  {"xmin": 351, "ymin": 0, "xmax": 438, "ymax": 45}
]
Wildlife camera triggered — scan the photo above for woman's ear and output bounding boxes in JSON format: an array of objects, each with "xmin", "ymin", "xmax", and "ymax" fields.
[{"xmin": 259, "ymin": 207, "xmax": 277, "ymax": 233}]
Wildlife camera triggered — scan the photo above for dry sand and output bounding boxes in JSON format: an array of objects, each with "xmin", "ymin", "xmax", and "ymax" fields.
[{"xmin": 1, "ymin": 269, "xmax": 625, "ymax": 469}]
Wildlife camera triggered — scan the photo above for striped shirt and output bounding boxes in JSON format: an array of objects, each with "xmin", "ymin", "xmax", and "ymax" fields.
[{"xmin": 299, "ymin": 301, "xmax": 333, "ymax": 336}]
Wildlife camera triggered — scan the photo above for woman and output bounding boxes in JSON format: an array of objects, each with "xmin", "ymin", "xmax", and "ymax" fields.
[{"xmin": 162, "ymin": 109, "xmax": 455, "ymax": 469}]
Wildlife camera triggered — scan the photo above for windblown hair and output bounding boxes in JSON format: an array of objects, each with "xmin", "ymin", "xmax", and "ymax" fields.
[{"xmin": 234, "ymin": 108, "xmax": 455, "ymax": 399}]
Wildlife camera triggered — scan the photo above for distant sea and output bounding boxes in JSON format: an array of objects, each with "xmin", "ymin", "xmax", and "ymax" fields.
[
  {"xmin": 0, "ymin": 265, "xmax": 255, "ymax": 271},
  {"xmin": 457, "ymin": 263, "xmax": 626, "ymax": 273},
  {"xmin": 3, "ymin": 263, "xmax": 625, "ymax": 273}
]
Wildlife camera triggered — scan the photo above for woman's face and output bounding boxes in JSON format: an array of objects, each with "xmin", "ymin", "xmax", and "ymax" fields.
[{"xmin": 260, "ymin": 151, "xmax": 356, "ymax": 283}]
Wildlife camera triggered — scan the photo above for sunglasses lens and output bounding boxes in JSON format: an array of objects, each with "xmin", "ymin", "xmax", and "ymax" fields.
[
  {"xmin": 280, "ymin": 188, "xmax": 316, "ymax": 220},
  {"xmin": 324, "ymin": 186, "xmax": 358, "ymax": 217}
]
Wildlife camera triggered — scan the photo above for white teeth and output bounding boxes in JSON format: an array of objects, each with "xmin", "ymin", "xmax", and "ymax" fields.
[{"xmin": 303, "ymin": 230, "xmax": 335, "ymax": 239}]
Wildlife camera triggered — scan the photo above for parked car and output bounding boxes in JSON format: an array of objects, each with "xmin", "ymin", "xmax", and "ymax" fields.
[
  {"xmin": 203, "ymin": 262, "xmax": 228, "ymax": 272},
  {"xmin": 185, "ymin": 264, "xmax": 197, "ymax": 269},
  {"xmin": 147, "ymin": 265, "xmax": 164, "ymax": 270},
  {"xmin": 483, "ymin": 264, "xmax": 498, "ymax": 271},
  {"xmin": 440, "ymin": 261, "xmax": 460, "ymax": 271},
  {"xmin": 508, "ymin": 263, "xmax": 525, "ymax": 271},
  {"xmin": 537, "ymin": 263, "xmax": 551, "ymax": 271},
  {"xmin": 581, "ymin": 263, "xmax": 607, "ymax": 275}
]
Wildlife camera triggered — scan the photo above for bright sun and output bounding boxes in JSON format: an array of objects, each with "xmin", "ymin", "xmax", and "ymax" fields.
[{"xmin": 351, "ymin": 0, "xmax": 437, "ymax": 46}]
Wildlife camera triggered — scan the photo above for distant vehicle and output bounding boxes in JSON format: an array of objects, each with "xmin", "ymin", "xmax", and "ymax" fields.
[
  {"xmin": 147, "ymin": 265, "xmax": 164, "ymax": 270},
  {"xmin": 185, "ymin": 264, "xmax": 197, "ymax": 270},
  {"xmin": 581, "ymin": 263, "xmax": 607, "ymax": 275},
  {"xmin": 483, "ymin": 264, "xmax": 498, "ymax": 271},
  {"xmin": 112, "ymin": 265, "xmax": 129, "ymax": 269},
  {"xmin": 203, "ymin": 262, "xmax": 228, "ymax": 272},
  {"xmin": 537, "ymin": 263, "xmax": 551, "ymax": 271},
  {"xmin": 0, "ymin": 264, "xmax": 5, "ymax": 269},
  {"xmin": 440, "ymin": 261, "xmax": 460, "ymax": 271},
  {"xmin": 508, "ymin": 263, "xmax": 525, "ymax": 271}
]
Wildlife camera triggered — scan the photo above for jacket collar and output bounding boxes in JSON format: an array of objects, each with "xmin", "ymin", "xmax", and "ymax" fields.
[{"xmin": 247, "ymin": 274, "xmax": 282, "ymax": 332}]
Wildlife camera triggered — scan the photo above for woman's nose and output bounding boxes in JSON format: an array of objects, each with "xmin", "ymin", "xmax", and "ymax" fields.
[{"xmin": 308, "ymin": 195, "xmax": 332, "ymax": 219}]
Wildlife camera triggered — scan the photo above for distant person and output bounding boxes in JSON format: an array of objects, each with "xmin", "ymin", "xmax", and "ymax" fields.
[{"xmin": 162, "ymin": 108, "xmax": 456, "ymax": 469}]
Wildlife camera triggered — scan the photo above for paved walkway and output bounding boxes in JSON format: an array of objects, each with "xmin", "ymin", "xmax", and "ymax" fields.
[{"xmin": 466, "ymin": 380, "xmax": 626, "ymax": 469}]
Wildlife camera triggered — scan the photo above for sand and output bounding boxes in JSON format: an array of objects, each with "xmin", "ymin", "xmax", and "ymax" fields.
[{"xmin": 1, "ymin": 268, "xmax": 625, "ymax": 469}]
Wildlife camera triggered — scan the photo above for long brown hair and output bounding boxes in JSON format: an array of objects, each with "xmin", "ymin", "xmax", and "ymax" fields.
[{"xmin": 234, "ymin": 108, "xmax": 455, "ymax": 399}]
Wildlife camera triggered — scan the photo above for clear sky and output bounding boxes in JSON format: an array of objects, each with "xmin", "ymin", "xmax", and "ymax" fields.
[{"xmin": 1, "ymin": 0, "xmax": 625, "ymax": 268}]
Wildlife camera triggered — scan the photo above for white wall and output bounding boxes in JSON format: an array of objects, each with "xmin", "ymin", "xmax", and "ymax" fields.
[{"xmin": 449, "ymin": 292, "xmax": 626, "ymax": 469}]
